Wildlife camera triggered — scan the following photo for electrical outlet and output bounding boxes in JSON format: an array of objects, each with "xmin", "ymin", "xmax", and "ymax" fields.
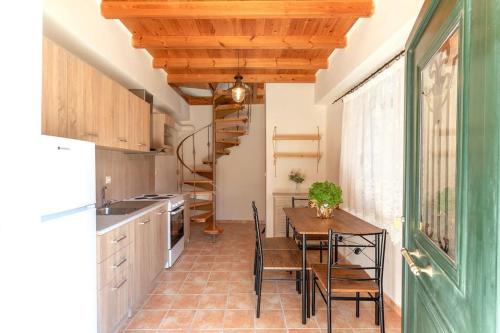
[{"xmin": 105, "ymin": 176, "xmax": 112, "ymax": 184}]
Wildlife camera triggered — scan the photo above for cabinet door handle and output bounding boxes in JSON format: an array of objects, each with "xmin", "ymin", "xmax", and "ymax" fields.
[
  {"xmin": 85, "ymin": 132, "xmax": 99, "ymax": 138},
  {"xmin": 112, "ymin": 278, "xmax": 127, "ymax": 291},
  {"xmin": 57, "ymin": 146, "xmax": 70, "ymax": 151},
  {"xmin": 140, "ymin": 219, "xmax": 151, "ymax": 225},
  {"xmin": 118, "ymin": 138, "xmax": 128, "ymax": 143},
  {"xmin": 112, "ymin": 235, "xmax": 127, "ymax": 244},
  {"xmin": 112, "ymin": 258, "xmax": 127, "ymax": 269},
  {"xmin": 137, "ymin": 143, "xmax": 146, "ymax": 147},
  {"xmin": 157, "ymin": 210, "xmax": 166, "ymax": 215}
]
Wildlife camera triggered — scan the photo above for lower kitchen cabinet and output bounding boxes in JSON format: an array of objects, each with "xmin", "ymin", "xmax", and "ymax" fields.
[{"xmin": 97, "ymin": 205, "xmax": 167, "ymax": 333}]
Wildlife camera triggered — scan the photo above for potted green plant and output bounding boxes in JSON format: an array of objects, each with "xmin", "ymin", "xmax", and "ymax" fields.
[
  {"xmin": 308, "ymin": 181, "xmax": 343, "ymax": 218},
  {"xmin": 289, "ymin": 169, "xmax": 305, "ymax": 193}
]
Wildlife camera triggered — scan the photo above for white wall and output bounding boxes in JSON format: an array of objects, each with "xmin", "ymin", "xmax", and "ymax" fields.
[
  {"xmin": 325, "ymin": 102, "xmax": 343, "ymax": 184},
  {"xmin": 217, "ymin": 105, "xmax": 266, "ymax": 220},
  {"xmin": 43, "ymin": 0, "xmax": 189, "ymax": 120},
  {"xmin": 180, "ymin": 105, "xmax": 266, "ymax": 221},
  {"xmin": 265, "ymin": 84, "xmax": 327, "ymax": 236},
  {"xmin": 315, "ymin": 0, "xmax": 424, "ymax": 104}
]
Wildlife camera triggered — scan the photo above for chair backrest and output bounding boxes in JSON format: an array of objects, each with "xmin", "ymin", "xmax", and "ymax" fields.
[
  {"xmin": 291, "ymin": 196, "xmax": 309, "ymax": 208},
  {"xmin": 252, "ymin": 201, "xmax": 263, "ymax": 260},
  {"xmin": 326, "ymin": 228, "xmax": 387, "ymax": 292}
]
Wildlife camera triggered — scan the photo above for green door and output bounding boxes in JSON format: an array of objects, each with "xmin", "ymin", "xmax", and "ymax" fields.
[{"xmin": 403, "ymin": 0, "xmax": 500, "ymax": 332}]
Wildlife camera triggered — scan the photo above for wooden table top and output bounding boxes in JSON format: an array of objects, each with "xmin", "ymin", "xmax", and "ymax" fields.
[{"xmin": 283, "ymin": 207, "xmax": 383, "ymax": 235}]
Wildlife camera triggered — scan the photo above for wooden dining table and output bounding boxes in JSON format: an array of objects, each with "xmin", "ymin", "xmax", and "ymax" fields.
[{"xmin": 283, "ymin": 207, "xmax": 383, "ymax": 324}]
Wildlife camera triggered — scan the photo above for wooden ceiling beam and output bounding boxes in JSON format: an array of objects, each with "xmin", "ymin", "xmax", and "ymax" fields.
[
  {"xmin": 133, "ymin": 35, "xmax": 345, "ymax": 50},
  {"xmin": 167, "ymin": 73, "xmax": 316, "ymax": 84},
  {"xmin": 101, "ymin": 1, "xmax": 374, "ymax": 19},
  {"xmin": 153, "ymin": 57, "xmax": 328, "ymax": 70}
]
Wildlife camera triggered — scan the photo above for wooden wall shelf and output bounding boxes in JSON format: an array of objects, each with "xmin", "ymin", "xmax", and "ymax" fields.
[
  {"xmin": 273, "ymin": 134, "xmax": 320, "ymax": 141},
  {"xmin": 273, "ymin": 152, "xmax": 321, "ymax": 158},
  {"xmin": 272, "ymin": 126, "xmax": 321, "ymax": 176}
]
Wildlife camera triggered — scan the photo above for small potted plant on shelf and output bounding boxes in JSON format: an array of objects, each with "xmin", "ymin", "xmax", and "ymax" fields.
[
  {"xmin": 289, "ymin": 169, "xmax": 306, "ymax": 193},
  {"xmin": 308, "ymin": 181, "xmax": 343, "ymax": 219}
]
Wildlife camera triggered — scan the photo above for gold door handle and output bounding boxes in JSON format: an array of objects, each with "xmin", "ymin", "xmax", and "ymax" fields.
[{"xmin": 401, "ymin": 248, "xmax": 432, "ymax": 276}]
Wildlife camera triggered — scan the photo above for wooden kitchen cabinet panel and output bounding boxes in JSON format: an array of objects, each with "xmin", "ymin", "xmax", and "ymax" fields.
[
  {"xmin": 42, "ymin": 38, "xmax": 151, "ymax": 152},
  {"xmin": 97, "ymin": 245, "xmax": 131, "ymax": 290},
  {"xmin": 129, "ymin": 94, "xmax": 150, "ymax": 152},
  {"xmin": 97, "ymin": 222, "xmax": 132, "ymax": 264},
  {"xmin": 113, "ymin": 83, "xmax": 131, "ymax": 149},
  {"xmin": 133, "ymin": 213, "xmax": 154, "ymax": 308},
  {"xmin": 42, "ymin": 38, "xmax": 69, "ymax": 137},
  {"xmin": 98, "ymin": 267, "xmax": 131, "ymax": 333},
  {"xmin": 152, "ymin": 206, "xmax": 167, "ymax": 279}
]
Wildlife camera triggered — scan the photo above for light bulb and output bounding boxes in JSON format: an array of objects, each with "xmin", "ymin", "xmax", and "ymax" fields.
[{"xmin": 231, "ymin": 74, "xmax": 245, "ymax": 103}]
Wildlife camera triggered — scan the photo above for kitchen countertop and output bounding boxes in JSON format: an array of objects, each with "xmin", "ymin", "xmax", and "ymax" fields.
[{"xmin": 96, "ymin": 200, "xmax": 167, "ymax": 235}]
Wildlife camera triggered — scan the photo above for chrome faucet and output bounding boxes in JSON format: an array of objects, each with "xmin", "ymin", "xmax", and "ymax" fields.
[{"xmin": 102, "ymin": 185, "xmax": 113, "ymax": 208}]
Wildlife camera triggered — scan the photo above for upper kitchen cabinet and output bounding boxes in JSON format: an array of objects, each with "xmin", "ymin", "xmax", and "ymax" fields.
[
  {"xmin": 42, "ymin": 38, "xmax": 69, "ymax": 137},
  {"xmin": 129, "ymin": 94, "xmax": 150, "ymax": 152},
  {"xmin": 41, "ymin": 37, "xmax": 151, "ymax": 152}
]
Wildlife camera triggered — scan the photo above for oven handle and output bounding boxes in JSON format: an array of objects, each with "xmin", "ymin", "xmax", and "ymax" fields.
[{"xmin": 170, "ymin": 206, "xmax": 184, "ymax": 216}]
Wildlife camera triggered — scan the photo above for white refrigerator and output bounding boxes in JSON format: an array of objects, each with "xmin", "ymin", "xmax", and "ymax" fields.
[{"xmin": 39, "ymin": 135, "xmax": 97, "ymax": 332}]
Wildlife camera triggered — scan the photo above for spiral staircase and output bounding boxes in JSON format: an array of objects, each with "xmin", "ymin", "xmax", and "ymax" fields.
[{"xmin": 176, "ymin": 88, "xmax": 252, "ymax": 236}]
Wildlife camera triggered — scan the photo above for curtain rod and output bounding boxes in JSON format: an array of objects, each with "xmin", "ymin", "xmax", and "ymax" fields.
[{"xmin": 332, "ymin": 50, "xmax": 406, "ymax": 105}]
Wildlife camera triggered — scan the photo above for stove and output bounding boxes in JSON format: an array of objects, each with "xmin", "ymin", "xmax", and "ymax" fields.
[{"xmin": 130, "ymin": 193, "xmax": 184, "ymax": 211}]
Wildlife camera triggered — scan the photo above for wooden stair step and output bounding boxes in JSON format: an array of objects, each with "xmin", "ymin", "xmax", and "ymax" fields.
[
  {"xmin": 215, "ymin": 116, "xmax": 248, "ymax": 123},
  {"xmin": 202, "ymin": 159, "xmax": 213, "ymax": 165},
  {"xmin": 215, "ymin": 103, "xmax": 243, "ymax": 112},
  {"xmin": 184, "ymin": 179, "xmax": 214, "ymax": 190},
  {"xmin": 204, "ymin": 220, "xmax": 224, "ymax": 235},
  {"xmin": 189, "ymin": 199, "xmax": 213, "ymax": 209},
  {"xmin": 216, "ymin": 149, "xmax": 231, "ymax": 155},
  {"xmin": 216, "ymin": 139, "xmax": 240, "ymax": 147},
  {"xmin": 215, "ymin": 117, "xmax": 249, "ymax": 129},
  {"xmin": 184, "ymin": 190, "xmax": 213, "ymax": 197},
  {"xmin": 193, "ymin": 168, "xmax": 213, "ymax": 179},
  {"xmin": 191, "ymin": 211, "xmax": 214, "ymax": 223},
  {"xmin": 216, "ymin": 129, "xmax": 248, "ymax": 140}
]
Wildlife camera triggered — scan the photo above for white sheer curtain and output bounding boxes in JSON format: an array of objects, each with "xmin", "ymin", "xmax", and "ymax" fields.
[{"xmin": 339, "ymin": 57, "xmax": 405, "ymax": 244}]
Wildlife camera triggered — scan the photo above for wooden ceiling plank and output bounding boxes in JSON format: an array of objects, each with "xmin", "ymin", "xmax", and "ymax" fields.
[
  {"xmin": 167, "ymin": 73, "xmax": 316, "ymax": 83},
  {"xmin": 153, "ymin": 57, "xmax": 328, "ymax": 70},
  {"xmin": 101, "ymin": 1, "xmax": 374, "ymax": 20},
  {"xmin": 133, "ymin": 34, "xmax": 346, "ymax": 49}
]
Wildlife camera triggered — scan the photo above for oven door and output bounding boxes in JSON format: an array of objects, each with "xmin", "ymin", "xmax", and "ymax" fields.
[{"xmin": 168, "ymin": 206, "xmax": 184, "ymax": 249}]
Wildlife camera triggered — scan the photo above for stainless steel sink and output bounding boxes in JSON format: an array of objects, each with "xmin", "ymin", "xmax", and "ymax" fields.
[{"xmin": 96, "ymin": 201, "xmax": 157, "ymax": 216}]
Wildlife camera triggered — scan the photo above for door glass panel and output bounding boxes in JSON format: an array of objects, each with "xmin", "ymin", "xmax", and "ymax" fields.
[{"xmin": 419, "ymin": 26, "xmax": 460, "ymax": 261}]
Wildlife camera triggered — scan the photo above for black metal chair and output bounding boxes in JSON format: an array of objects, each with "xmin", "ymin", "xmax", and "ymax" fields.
[
  {"xmin": 252, "ymin": 201, "xmax": 310, "ymax": 318},
  {"xmin": 290, "ymin": 196, "xmax": 328, "ymax": 263},
  {"xmin": 311, "ymin": 229, "xmax": 387, "ymax": 333}
]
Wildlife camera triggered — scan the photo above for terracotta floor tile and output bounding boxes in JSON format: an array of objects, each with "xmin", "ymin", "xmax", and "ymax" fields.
[
  {"xmin": 280, "ymin": 293, "xmax": 302, "ymax": 310},
  {"xmin": 287, "ymin": 329, "xmax": 323, "ymax": 333},
  {"xmin": 223, "ymin": 310, "xmax": 255, "ymax": 329},
  {"xmin": 209, "ymin": 271, "xmax": 232, "ymax": 281},
  {"xmin": 230, "ymin": 271, "xmax": 254, "ymax": 282},
  {"xmin": 255, "ymin": 329, "xmax": 287, "ymax": 333},
  {"xmin": 126, "ymin": 310, "xmax": 166, "ymax": 330},
  {"xmin": 229, "ymin": 281, "xmax": 255, "ymax": 293},
  {"xmin": 197, "ymin": 255, "xmax": 217, "ymax": 263},
  {"xmin": 153, "ymin": 282, "xmax": 183, "ymax": 295},
  {"xmin": 172, "ymin": 261, "xmax": 194, "ymax": 271},
  {"xmin": 283, "ymin": 310, "xmax": 319, "ymax": 329},
  {"xmin": 259, "ymin": 294, "xmax": 282, "ymax": 310},
  {"xmin": 158, "ymin": 271, "xmax": 189, "ymax": 282},
  {"xmin": 227, "ymin": 293, "xmax": 256, "ymax": 309},
  {"xmin": 179, "ymin": 281, "xmax": 208, "ymax": 294},
  {"xmin": 204, "ymin": 281, "xmax": 232, "ymax": 294},
  {"xmin": 223, "ymin": 329, "xmax": 255, "ymax": 333},
  {"xmin": 215, "ymin": 255, "xmax": 234, "ymax": 263},
  {"xmin": 255, "ymin": 310, "xmax": 286, "ymax": 329},
  {"xmin": 212, "ymin": 262, "xmax": 234, "ymax": 272},
  {"xmin": 198, "ymin": 294, "xmax": 228, "ymax": 309},
  {"xmin": 192, "ymin": 310, "xmax": 226, "ymax": 330},
  {"xmin": 159, "ymin": 309, "xmax": 196, "ymax": 329},
  {"xmin": 186, "ymin": 271, "xmax": 211, "ymax": 282},
  {"xmin": 171, "ymin": 294, "xmax": 201, "ymax": 309},
  {"xmin": 277, "ymin": 281, "xmax": 300, "ymax": 294},
  {"xmin": 142, "ymin": 295, "xmax": 175, "ymax": 310},
  {"xmin": 313, "ymin": 309, "xmax": 353, "ymax": 329}
]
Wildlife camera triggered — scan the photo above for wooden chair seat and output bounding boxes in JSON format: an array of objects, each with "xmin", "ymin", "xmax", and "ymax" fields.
[
  {"xmin": 263, "ymin": 249, "xmax": 310, "ymax": 271},
  {"xmin": 312, "ymin": 264, "xmax": 379, "ymax": 293},
  {"xmin": 262, "ymin": 237, "xmax": 298, "ymax": 250}
]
